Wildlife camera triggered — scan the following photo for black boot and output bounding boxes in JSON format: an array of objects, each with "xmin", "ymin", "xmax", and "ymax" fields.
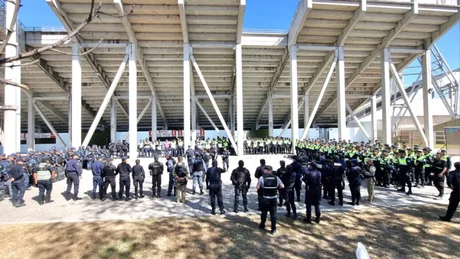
[
  {"xmin": 220, "ymin": 209, "xmax": 226, "ymax": 215},
  {"xmin": 438, "ymin": 215, "xmax": 451, "ymax": 222},
  {"xmin": 303, "ymin": 217, "xmax": 312, "ymax": 224},
  {"xmin": 243, "ymin": 207, "xmax": 248, "ymax": 213},
  {"xmin": 315, "ymin": 213, "xmax": 321, "ymax": 224},
  {"xmin": 39, "ymin": 195, "xmax": 45, "ymax": 205},
  {"xmin": 211, "ymin": 209, "xmax": 216, "ymax": 215}
]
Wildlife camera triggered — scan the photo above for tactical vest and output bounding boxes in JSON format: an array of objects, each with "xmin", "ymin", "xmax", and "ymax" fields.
[
  {"xmin": 262, "ymin": 174, "xmax": 278, "ymax": 198},
  {"xmin": 151, "ymin": 162, "xmax": 162, "ymax": 176},
  {"xmin": 36, "ymin": 163, "xmax": 51, "ymax": 181}
]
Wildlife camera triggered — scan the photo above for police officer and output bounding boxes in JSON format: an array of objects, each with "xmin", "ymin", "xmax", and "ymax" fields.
[
  {"xmin": 65, "ymin": 155, "xmax": 82, "ymax": 200},
  {"xmin": 148, "ymin": 156, "xmax": 163, "ymax": 198},
  {"xmin": 91, "ymin": 157, "xmax": 104, "ymax": 200},
  {"xmin": 439, "ymin": 162, "xmax": 460, "ymax": 222},
  {"xmin": 347, "ymin": 159, "xmax": 362, "ymax": 206},
  {"xmin": 281, "ymin": 164, "xmax": 297, "ymax": 220},
  {"xmin": 303, "ymin": 162, "xmax": 321, "ymax": 224},
  {"xmin": 33, "ymin": 158, "xmax": 56, "ymax": 205},
  {"xmin": 173, "ymin": 157, "xmax": 189, "ymax": 204},
  {"xmin": 132, "ymin": 159, "xmax": 146, "ymax": 199},
  {"xmin": 257, "ymin": 166, "xmax": 284, "ymax": 235},
  {"xmin": 328, "ymin": 156, "xmax": 345, "ymax": 206},
  {"xmin": 165, "ymin": 155, "xmax": 176, "ymax": 196},
  {"xmin": 255, "ymin": 159, "xmax": 266, "ymax": 210},
  {"xmin": 117, "ymin": 157, "xmax": 132, "ymax": 201},
  {"xmin": 231, "ymin": 160, "xmax": 251, "ymax": 213},
  {"xmin": 101, "ymin": 159, "xmax": 117, "ymax": 200},
  {"xmin": 8, "ymin": 160, "xmax": 26, "ymax": 207},
  {"xmin": 396, "ymin": 149, "xmax": 413, "ymax": 195},
  {"xmin": 432, "ymin": 152, "xmax": 448, "ymax": 199},
  {"xmin": 275, "ymin": 160, "xmax": 288, "ymax": 207},
  {"xmin": 192, "ymin": 153, "xmax": 205, "ymax": 195},
  {"xmin": 205, "ymin": 160, "xmax": 226, "ymax": 215},
  {"xmin": 221, "ymin": 148, "xmax": 230, "ymax": 172},
  {"xmin": 186, "ymin": 145, "xmax": 195, "ymax": 173}
]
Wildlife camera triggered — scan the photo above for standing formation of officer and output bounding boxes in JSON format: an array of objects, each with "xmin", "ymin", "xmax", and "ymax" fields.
[{"xmin": 205, "ymin": 160, "xmax": 226, "ymax": 215}]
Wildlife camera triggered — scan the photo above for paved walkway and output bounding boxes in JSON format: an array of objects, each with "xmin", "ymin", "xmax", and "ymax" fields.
[{"xmin": 0, "ymin": 155, "xmax": 450, "ymax": 224}]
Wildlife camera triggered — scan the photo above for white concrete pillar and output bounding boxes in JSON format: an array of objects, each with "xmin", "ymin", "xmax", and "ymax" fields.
[
  {"xmin": 304, "ymin": 94, "xmax": 309, "ymax": 135},
  {"xmin": 152, "ymin": 96, "xmax": 157, "ymax": 141},
  {"xmin": 422, "ymin": 50, "xmax": 434, "ymax": 149},
  {"xmin": 268, "ymin": 94, "xmax": 274, "ymax": 137},
  {"xmin": 236, "ymin": 43, "xmax": 244, "ymax": 156},
  {"xmin": 15, "ymin": 62, "xmax": 21, "ymax": 152},
  {"xmin": 230, "ymin": 96, "xmax": 235, "ymax": 138},
  {"xmin": 290, "ymin": 45, "xmax": 299, "ymax": 153},
  {"xmin": 183, "ymin": 44, "xmax": 191, "ymax": 149},
  {"xmin": 3, "ymin": 0, "xmax": 19, "ymax": 155},
  {"xmin": 71, "ymin": 44, "xmax": 82, "ymax": 148},
  {"xmin": 337, "ymin": 47, "xmax": 346, "ymax": 140},
  {"xmin": 370, "ymin": 95, "xmax": 377, "ymax": 143},
  {"xmin": 191, "ymin": 96, "xmax": 197, "ymax": 145},
  {"xmin": 27, "ymin": 97, "xmax": 35, "ymax": 151},
  {"xmin": 111, "ymin": 98, "xmax": 117, "ymax": 142},
  {"xmin": 381, "ymin": 48, "xmax": 392, "ymax": 145},
  {"xmin": 128, "ymin": 43, "xmax": 137, "ymax": 159}
]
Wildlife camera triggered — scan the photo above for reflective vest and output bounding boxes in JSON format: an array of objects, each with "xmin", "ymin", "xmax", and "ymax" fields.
[{"xmin": 36, "ymin": 163, "xmax": 51, "ymax": 181}]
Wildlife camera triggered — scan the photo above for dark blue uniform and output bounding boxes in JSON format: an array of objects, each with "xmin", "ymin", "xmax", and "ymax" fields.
[
  {"xmin": 206, "ymin": 163, "xmax": 226, "ymax": 214},
  {"xmin": 9, "ymin": 164, "xmax": 26, "ymax": 206},
  {"xmin": 303, "ymin": 167, "xmax": 321, "ymax": 223},
  {"xmin": 117, "ymin": 162, "xmax": 132, "ymax": 200},
  {"xmin": 347, "ymin": 165, "xmax": 362, "ymax": 205},
  {"xmin": 65, "ymin": 159, "xmax": 82, "ymax": 199},
  {"xmin": 280, "ymin": 166, "xmax": 297, "ymax": 219},
  {"xmin": 442, "ymin": 169, "xmax": 460, "ymax": 221},
  {"xmin": 91, "ymin": 160, "xmax": 104, "ymax": 199}
]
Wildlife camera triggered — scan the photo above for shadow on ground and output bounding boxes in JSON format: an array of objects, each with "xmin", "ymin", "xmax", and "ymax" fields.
[{"xmin": 0, "ymin": 204, "xmax": 458, "ymax": 259}]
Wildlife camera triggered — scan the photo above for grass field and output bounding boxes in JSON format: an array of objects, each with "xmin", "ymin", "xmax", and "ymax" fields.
[{"xmin": 0, "ymin": 204, "xmax": 458, "ymax": 259}]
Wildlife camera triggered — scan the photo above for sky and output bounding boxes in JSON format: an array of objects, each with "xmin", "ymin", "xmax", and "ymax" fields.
[{"xmin": 17, "ymin": 0, "xmax": 460, "ymax": 85}]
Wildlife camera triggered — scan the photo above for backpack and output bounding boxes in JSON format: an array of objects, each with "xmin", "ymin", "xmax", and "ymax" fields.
[{"xmin": 175, "ymin": 164, "xmax": 186, "ymax": 178}]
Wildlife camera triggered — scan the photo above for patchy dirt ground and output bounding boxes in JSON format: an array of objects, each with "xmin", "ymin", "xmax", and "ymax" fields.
[{"xmin": 0, "ymin": 204, "xmax": 458, "ymax": 259}]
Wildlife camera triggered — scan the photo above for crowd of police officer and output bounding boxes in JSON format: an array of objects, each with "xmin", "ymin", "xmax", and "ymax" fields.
[{"xmin": 1, "ymin": 139, "xmax": 459, "ymax": 233}]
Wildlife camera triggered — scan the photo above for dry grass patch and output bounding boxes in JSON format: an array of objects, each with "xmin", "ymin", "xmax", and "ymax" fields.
[{"xmin": 0, "ymin": 204, "xmax": 458, "ymax": 259}]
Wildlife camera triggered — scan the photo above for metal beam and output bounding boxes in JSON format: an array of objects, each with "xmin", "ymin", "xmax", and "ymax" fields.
[
  {"xmin": 184, "ymin": 44, "xmax": 191, "ymax": 149},
  {"xmin": 196, "ymin": 101, "xmax": 219, "ymax": 132},
  {"xmin": 82, "ymin": 54, "xmax": 128, "ymax": 147},
  {"xmin": 36, "ymin": 100, "xmax": 67, "ymax": 125},
  {"xmin": 346, "ymin": 104, "xmax": 370, "ymax": 141},
  {"xmin": 128, "ymin": 43, "xmax": 138, "ymax": 160},
  {"xmin": 288, "ymin": 0, "xmax": 312, "ymax": 46},
  {"xmin": 190, "ymin": 54, "xmax": 239, "ymax": 155},
  {"xmin": 337, "ymin": 0, "xmax": 367, "ymax": 46},
  {"xmin": 290, "ymin": 45, "xmax": 299, "ymax": 151},
  {"xmin": 423, "ymin": 50, "xmax": 434, "ymax": 149},
  {"xmin": 178, "ymin": 0, "xmax": 189, "ymax": 43},
  {"xmin": 314, "ymin": 2, "xmax": 418, "ymax": 120},
  {"xmin": 47, "ymin": 0, "xmax": 129, "ymax": 119},
  {"xmin": 390, "ymin": 62, "xmax": 428, "ymax": 146},
  {"xmin": 236, "ymin": 0, "xmax": 246, "ymax": 44},
  {"xmin": 236, "ymin": 43, "xmax": 244, "ymax": 156},
  {"xmin": 300, "ymin": 54, "xmax": 337, "ymax": 141},
  {"xmin": 114, "ymin": 0, "xmax": 168, "ymax": 126},
  {"xmin": 254, "ymin": 47, "xmax": 289, "ymax": 129},
  {"xmin": 33, "ymin": 102, "xmax": 66, "ymax": 147},
  {"xmin": 370, "ymin": 95, "xmax": 377, "ymax": 143}
]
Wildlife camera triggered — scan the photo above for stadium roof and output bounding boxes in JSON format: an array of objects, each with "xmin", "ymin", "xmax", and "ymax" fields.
[{"xmin": 1, "ymin": 0, "xmax": 460, "ymax": 133}]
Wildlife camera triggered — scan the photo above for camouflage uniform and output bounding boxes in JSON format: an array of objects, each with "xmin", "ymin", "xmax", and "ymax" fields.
[{"xmin": 173, "ymin": 161, "xmax": 189, "ymax": 203}]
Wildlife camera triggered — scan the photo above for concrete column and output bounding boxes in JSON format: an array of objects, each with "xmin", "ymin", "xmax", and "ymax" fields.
[
  {"xmin": 15, "ymin": 62, "xmax": 21, "ymax": 152},
  {"xmin": 27, "ymin": 97, "xmax": 35, "ymax": 151},
  {"xmin": 230, "ymin": 96, "xmax": 235, "ymax": 138},
  {"xmin": 337, "ymin": 47, "xmax": 346, "ymax": 140},
  {"xmin": 268, "ymin": 95, "xmax": 274, "ymax": 137},
  {"xmin": 381, "ymin": 48, "xmax": 392, "ymax": 145},
  {"xmin": 304, "ymin": 94, "xmax": 309, "ymax": 139},
  {"xmin": 111, "ymin": 98, "xmax": 117, "ymax": 142},
  {"xmin": 290, "ymin": 45, "xmax": 298, "ymax": 153},
  {"xmin": 191, "ymin": 96, "xmax": 197, "ymax": 145},
  {"xmin": 183, "ymin": 44, "xmax": 191, "ymax": 149},
  {"xmin": 3, "ymin": 0, "xmax": 19, "ymax": 155},
  {"xmin": 152, "ymin": 96, "xmax": 157, "ymax": 141},
  {"xmin": 236, "ymin": 43, "xmax": 244, "ymax": 156},
  {"xmin": 128, "ymin": 43, "xmax": 137, "ymax": 159},
  {"xmin": 71, "ymin": 44, "xmax": 82, "ymax": 148},
  {"xmin": 370, "ymin": 95, "xmax": 377, "ymax": 143},
  {"xmin": 422, "ymin": 50, "xmax": 434, "ymax": 149}
]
